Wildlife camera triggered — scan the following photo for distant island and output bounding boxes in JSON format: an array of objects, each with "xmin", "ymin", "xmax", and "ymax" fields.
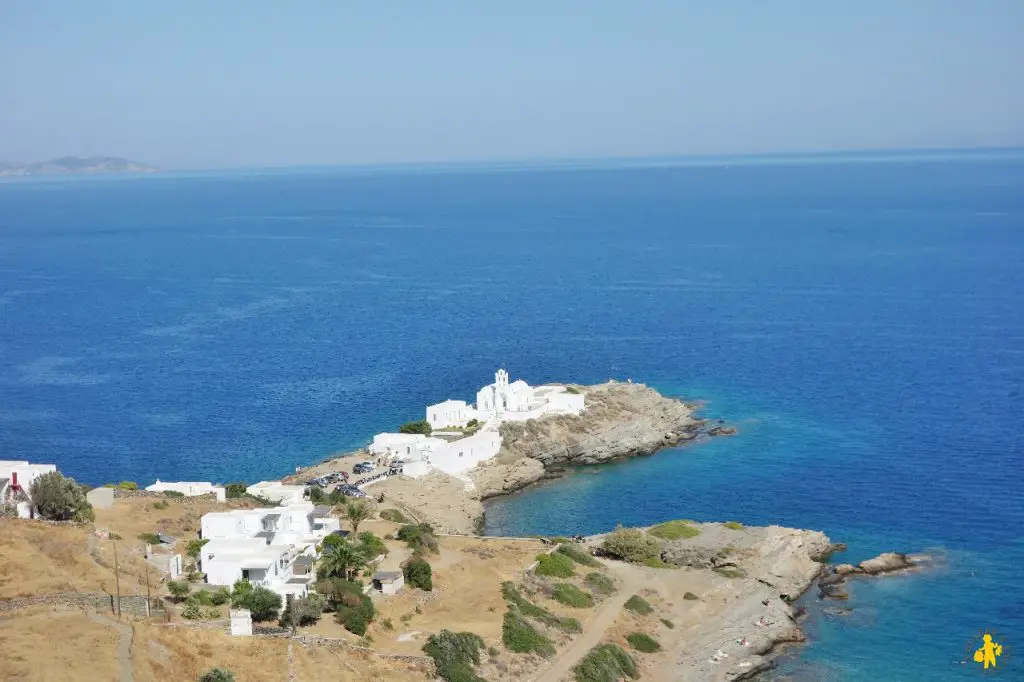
[{"xmin": 0, "ymin": 156, "xmax": 159, "ymax": 177}]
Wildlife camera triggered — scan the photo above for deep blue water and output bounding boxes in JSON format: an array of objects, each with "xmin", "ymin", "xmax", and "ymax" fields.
[{"xmin": 2, "ymin": 155, "xmax": 1022, "ymax": 679}]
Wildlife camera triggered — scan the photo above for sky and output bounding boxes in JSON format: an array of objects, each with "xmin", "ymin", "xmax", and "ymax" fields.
[{"xmin": 1, "ymin": 1, "xmax": 1022, "ymax": 169}]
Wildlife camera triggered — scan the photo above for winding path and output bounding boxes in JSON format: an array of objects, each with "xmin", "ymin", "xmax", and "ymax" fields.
[
  {"xmin": 88, "ymin": 610, "xmax": 134, "ymax": 682},
  {"xmin": 533, "ymin": 562, "xmax": 645, "ymax": 682}
]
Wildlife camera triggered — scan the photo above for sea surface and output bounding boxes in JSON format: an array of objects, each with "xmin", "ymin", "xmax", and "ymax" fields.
[{"xmin": 2, "ymin": 152, "xmax": 1022, "ymax": 679}]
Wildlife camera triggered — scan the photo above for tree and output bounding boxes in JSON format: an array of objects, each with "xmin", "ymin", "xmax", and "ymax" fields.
[
  {"xmin": 29, "ymin": 472, "xmax": 94, "ymax": 522},
  {"xmin": 279, "ymin": 593, "xmax": 325, "ymax": 628},
  {"xmin": 317, "ymin": 539, "xmax": 366, "ymax": 581},
  {"xmin": 198, "ymin": 668, "xmax": 235, "ymax": 682},
  {"xmin": 404, "ymin": 556, "xmax": 433, "ymax": 591},
  {"xmin": 308, "ymin": 486, "xmax": 326, "ymax": 505},
  {"xmin": 398, "ymin": 420, "xmax": 432, "ymax": 435},
  {"xmin": 234, "ymin": 586, "xmax": 281, "ymax": 622},
  {"xmin": 230, "ymin": 579, "xmax": 253, "ymax": 607},
  {"xmin": 316, "ymin": 578, "xmax": 375, "ymax": 635},
  {"xmin": 340, "ymin": 499, "xmax": 371, "ymax": 535},
  {"xmin": 356, "ymin": 531, "xmax": 388, "ymax": 560},
  {"xmin": 167, "ymin": 580, "xmax": 190, "ymax": 600},
  {"xmin": 224, "ymin": 482, "xmax": 247, "ymax": 499},
  {"xmin": 423, "ymin": 630, "xmax": 486, "ymax": 682},
  {"xmin": 185, "ymin": 538, "xmax": 210, "ymax": 560}
]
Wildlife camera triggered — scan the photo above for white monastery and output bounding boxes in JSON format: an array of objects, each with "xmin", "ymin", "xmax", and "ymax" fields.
[
  {"xmin": 372, "ymin": 369, "xmax": 585, "ymax": 480},
  {"xmin": 198, "ymin": 502, "xmax": 339, "ymax": 600},
  {"xmin": 0, "ymin": 460, "xmax": 58, "ymax": 519}
]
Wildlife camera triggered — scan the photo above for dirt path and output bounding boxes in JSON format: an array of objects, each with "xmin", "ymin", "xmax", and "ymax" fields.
[
  {"xmin": 532, "ymin": 562, "xmax": 646, "ymax": 682},
  {"xmin": 88, "ymin": 610, "xmax": 134, "ymax": 682}
]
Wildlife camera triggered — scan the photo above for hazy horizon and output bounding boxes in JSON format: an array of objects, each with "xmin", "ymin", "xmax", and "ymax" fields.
[{"xmin": 2, "ymin": 2, "xmax": 1022, "ymax": 169}]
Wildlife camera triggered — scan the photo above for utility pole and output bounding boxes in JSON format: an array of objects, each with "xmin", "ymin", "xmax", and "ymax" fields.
[
  {"xmin": 144, "ymin": 564, "xmax": 152, "ymax": 618},
  {"xmin": 112, "ymin": 536, "xmax": 122, "ymax": 619}
]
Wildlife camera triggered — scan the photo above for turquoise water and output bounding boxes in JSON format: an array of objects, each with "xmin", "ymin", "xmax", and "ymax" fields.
[{"xmin": 1, "ymin": 152, "xmax": 1022, "ymax": 678}]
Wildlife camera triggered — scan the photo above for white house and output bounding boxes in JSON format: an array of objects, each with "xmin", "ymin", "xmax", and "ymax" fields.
[
  {"xmin": 428, "ymin": 431, "xmax": 502, "ymax": 476},
  {"xmin": 475, "ymin": 369, "xmax": 585, "ymax": 423},
  {"xmin": 0, "ymin": 460, "xmax": 58, "ymax": 519},
  {"xmin": 372, "ymin": 570, "xmax": 405, "ymax": 596},
  {"xmin": 245, "ymin": 481, "xmax": 306, "ymax": 506},
  {"xmin": 199, "ymin": 503, "xmax": 339, "ymax": 600},
  {"xmin": 369, "ymin": 433, "xmax": 447, "ymax": 460},
  {"xmin": 425, "ymin": 399, "xmax": 473, "ymax": 430},
  {"xmin": 146, "ymin": 480, "xmax": 227, "ymax": 502}
]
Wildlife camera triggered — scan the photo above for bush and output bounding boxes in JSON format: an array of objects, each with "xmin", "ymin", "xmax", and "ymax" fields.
[
  {"xmin": 723, "ymin": 521, "xmax": 744, "ymax": 530},
  {"xmin": 502, "ymin": 609, "xmax": 555, "ymax": 657},
  {"xmin": 500, "ymin": 582, "xmax": 581, "ymax": 633},
  {"xmin": 640, "ymin": 556, "xmax": 676, "ymax": 569},
  {"xmin": 398, "ymin": 420, "xmax": 432, "ymax": 435},
  {"xmin": 573, "ymin": 643, "xmax": 637, "ymax": 682},
  {"xmin": 660, "ymin": 618, "xmax": 674, "ymax": 629},
  {"xmin": 234, "ymin": 586, "xmax": 282, "ymax": 622},
  {"xmin": 379, "ymin": 508, "xmax": 411, "ymax": 524},
  {"xmin": 185, "ymin": 538, "xmax": 210, "ymax": 560},
  {"xmin": 397, "ymin": 523, "xmax": 439, "ymax": 554},
  {"xmin": 683, "ymin": 592, "xmax": 699, "ymax": 600},
  {"xmin": 623, "ymin": 595, "xmax": 652, "ymax": 616},
  {"xmin": 116, "ymin": 481, "xmax": 138, "ymax": 490},
  {"xmin": 357, "ymin": 531, "xmax": 388, "ymax": 560},
  {"xmin": 138, "ymin": 532, "xmax": 162, "ymax": 545},
  {"xmin": 551, "ymin": 583, "xmax": 595, "ymax": 608},
  {"xmin": 198, "ymin": 669, "xmax": 235, "ymax": 682},
  {"xmin": 210, "ymin": 587, "xmax": 231, "ymax": 606},
  {"xmin": 423, "ymin": 630, "xmax": 486, "ymax": 682},
  {"xmin": 224, "ymin": 482, "xmax": 247, "ymax": 498},
  {"xmin": 565, "ymin": 385, "xmax": 581, "ymax": 394},
  {"xmin": 534, "ymin": 552, "xmax": 575, "ymax": 578},
  {"xmin": 167, "ymin": 580, "xmax": 190, "ymax": 600},
  {"xmin": 466, "ymin": 418, "xmax": 479, "ymax": 428},
  {"xmin": 163, "ymin": 490, "xmax": 185, "ymax": 499},
  {"xmin": 152, "ymin": 501, "xmax": 169, "ymax": 510},
  {"xmin": 648, "ymin": 520, "xmax": 700, "ymax": 540},
  {"xmin": 308, "ymin": 486, "xmax": 326, "ymax": 505},
  {"xmin": 187, "ymin": 590, "xmax": 213, "ymax": 606},
  {"xmin": 556, "ymin": 543, "xmax": 600, "ymax": 567},
  {"xmin": 279, "ymin": 593, "xmax": 325, "ymax": 628},
  {"xmin": 181, "ymin": 602, "xmax": 203, "ymax": 620},
  {"xmin": 600, "ymin": 527, "xmax": 661, "ymax": 563},
  {"xmin": 28, "ymin": 472, "xmax": 95, "ymax": 522},
  {"xmin": 318, "ymin": 578, "xmax": 375, "ymax": 635},
  {"xmin": 404, "ymin": 556, "xmax": 433, "ymax": 591},
  {"xmin": 584, "ymin": 572, "xmax": 616, "ymax": 597},
  {"xmin": 626, "ymin": 632, "xmax": 661, "ymax": 653},
  {"xmin": 230, "ymin": 579, "xmax": 253, "ymax": 605}
]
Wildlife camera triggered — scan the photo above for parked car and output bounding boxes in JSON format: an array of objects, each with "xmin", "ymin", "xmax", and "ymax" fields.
[{"xmin": 353, "ymin": 462, "xmax": 375, "ymax": 474}]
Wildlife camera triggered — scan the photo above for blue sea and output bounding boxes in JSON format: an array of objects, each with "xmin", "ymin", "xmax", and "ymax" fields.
[{"xmin": 1, "ymin": 152, "xmax": 1022, "ymax": 679}]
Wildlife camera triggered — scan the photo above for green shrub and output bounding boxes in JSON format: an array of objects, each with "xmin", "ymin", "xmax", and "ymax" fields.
[
  {"xmin": 502, "ymin": 609, "xmax": 555, "ymax": 657},
  {"xmin": 556, "ymin": 543, "xmax": 600, "ymax": 567},
  {"xmin": 398, "ymin": 420, "xmax": 432, "ymax": 435},
  {"xmin": 534, "ymin": 552, "xmax": 575, "ymax": 578},
  {"xmin": 466, "ymin": 418, "xmax": 480, "ymax": 428},
  {"xmin": 357, "ymin": 531, "xmax": 388, "ymax": 560},
  {"xmin": 28, "ymin": 472, "xmax": 94, "ymax": 522},
  {"xmin": 185, "ymin": 538, "xmax": 210, "ymax": 560},
  {"xmin": 152, "ymin": 500, "xmax": 169, "ymax": 510},
  {"xmin": 640, "ymin": 556, "xmax": 676, "ymax": 569},
  {"xmin": 600, "ymin": 527, "xmax": 660, "ymax": 563},
  {"xmin": 279, "ymin": 593, "xmax": 325, "ymax": 628},
  {"xmin": 623, "ymin": 595, "xmax": 652, "ymax": 616},
  {"xmin": 397, "ymin": 523, "xmax": 439, "ymax": 554},
  {"xmin": 660, "ymin": 618, "xmax": 674, "ymax": 629},
  {"xmin": 404, "ymin": 556, "xmax": 433, "ymax": 591},
  {"xmin": 500, "ymin": 582, "xmax": 581, "ymax": 633},
  {"xmin": 224, "ymin": 482, "xmax": 247, "ymax": 498},
  {"xmin": 713, "ymin": 567, "xmax": 746, "ymax": 579},
  {"xmin": 551, "ymin": 583, "xmax": 595, "ymax": 608},
  {"xmin": 423, "ymin": 630, "xmax": 486, "ymax": 682},
  {"xmin": 116, "ymin": 481, "xmax": 138, "ymax": 490},
  {"xmin": 181, "ymin": 602, "xmax": 203, "ymax": 620},
  {"xmin": 380, "ymin": 618, "xmax": 394, "ymax": 631},
  {"xmin": 723, "ymin": 521, "xmax": 744, "ymax": 530},
  {"xmin": 167, "ymin": 580, "xmax": 190, "ymax": 600},
  {"xmin": 187, "ymin": 590, "xmax": 213, "ymax": 606},
  {"xmin": 108, "ymin": 532, "xmax": 122, "ymax": 540},
  {"xmin": 648, "ymin": 520, "xmax": 700, "ymax": 540},
  {"xmin": 317, "ymin": 578, "xmax": 375, "ymax": 635},
  {"xmin": 565, "ymin": 385, "xmax": 581, "ymax": 394},
  {"xmin": 573, "ymin": 643, "xmax": 637, "ymax": 682},
  {"xmin": 379, "ymin": 509, "xmax": 411, "ymax": 524},
  {"xmin": 198, "ymin": 669, "xmax": 235, "ymax": 682},
  {"xmin": 210, "ymin": 587, "xmax": 231, "ymax": 606},
  {"xmin": 138, "ymin": 532, "xmax": 162, "ymax": 545},
  {"xmin": 163, "ymin": 490, "xmax": 185, "ymax": 499},
  {"xmin": 626, "ymin": 632, "xmax": 661, "ymax": 653},
  {"xmin": 308, "ymin": 486, "xmax": 326, "ymax": 505},
  {"xmin": 234, "ymin": 586, "xmax": 282, "ymax": 622},
  {"xmin": 584, "ymin": 572, "xmax": 616, "ymax": 597},
  {"xmin": 683, "ymin": 592, "xmax": 698, "ymax": 601}
]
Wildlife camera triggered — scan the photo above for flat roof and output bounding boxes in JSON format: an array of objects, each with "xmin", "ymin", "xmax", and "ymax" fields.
[{"xmin": 373, "ymin": 571, "xmax": 403, "ymax": 581}]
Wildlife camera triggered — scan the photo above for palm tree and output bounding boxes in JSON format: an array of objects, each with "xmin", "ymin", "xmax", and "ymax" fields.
[
  {"xmin": 340, "ymin": 499, "xmax": 372, "ymax": 535},
  {"xmin": 317, "ymin": 540, "xmax": 366, "ymax": 581}
]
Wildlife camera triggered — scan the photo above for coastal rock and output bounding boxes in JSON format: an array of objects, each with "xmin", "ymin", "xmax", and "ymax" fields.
[
  {"xmin": 661, "ymin": 544, "xmax": 733, "ymax": 570},
  {"xmin": 857, "ymin": 552, "xmax": 916, "ymax": 575},
  {"xmin": 809, "ymin": 542, "xmax": 847, "ymax": 562},
  {"xmin": 833, "ymin": 563, "xmax": 861, "ymax": 575}
]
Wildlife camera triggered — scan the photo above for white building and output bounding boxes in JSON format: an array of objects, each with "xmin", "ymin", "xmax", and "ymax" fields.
[
  {"xmin": 428, "ymin": 431, "xmax": 502, "ymax": 476},
  {"xmin": 199, "ymin": 502, "xmax": 339, "ymax": 600},
  {"xmin": 245, "ymin": 481, "xmax": 306, "ymax": 506},
  {"xmin": 425, "ymin": 399, "xmax": 473, "ymax": 430},
  {"xmin": 372, "ymin": 570, "xmax": 405, "ymax": 596},
  {"xmin": 475, "ymin": 369, "xmax": 585, "ymax": 423},
  {"xmin": 0, "ymin": 460, "xmax": 58, "ymax": 519},
  {"xmin": 146, "ymin": 480, "xmax": 227, "ymax": 502}
]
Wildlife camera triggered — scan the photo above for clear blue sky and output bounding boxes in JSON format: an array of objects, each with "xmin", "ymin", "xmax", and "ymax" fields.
[{"xmin": 2, "ymin": 1, "xmax": 1022, "ymax": 169}]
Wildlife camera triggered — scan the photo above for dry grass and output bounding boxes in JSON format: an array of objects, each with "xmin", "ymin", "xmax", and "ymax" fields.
[{"xmin": 0, "ymin": 607, "xmax": 121, "ymax": 681}]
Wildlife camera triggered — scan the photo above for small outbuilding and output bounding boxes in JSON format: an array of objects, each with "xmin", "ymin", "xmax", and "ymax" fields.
[{"xmin": 372, "ymin": 570, "xmax": 405, "ymax": 596}]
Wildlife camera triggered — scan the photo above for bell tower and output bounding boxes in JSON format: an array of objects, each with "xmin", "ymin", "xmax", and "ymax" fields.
[{"xmin": 495, "ymin": 368, "xmax": 509, "ymax": 391}]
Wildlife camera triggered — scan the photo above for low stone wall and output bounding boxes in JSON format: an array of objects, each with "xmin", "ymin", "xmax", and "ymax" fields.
[
  {"xmin": 0, "ymin": 592, "xmax": 163, "ymax": 617},
  {"xmin": 112, "ymin": 489, "xmax": 221, "ymax": 505}
]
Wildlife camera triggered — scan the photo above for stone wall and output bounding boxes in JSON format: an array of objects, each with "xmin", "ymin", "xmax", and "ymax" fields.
[{"xmin": 0, "ymin": 592, "xmax": 164, "ymax": 617}]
